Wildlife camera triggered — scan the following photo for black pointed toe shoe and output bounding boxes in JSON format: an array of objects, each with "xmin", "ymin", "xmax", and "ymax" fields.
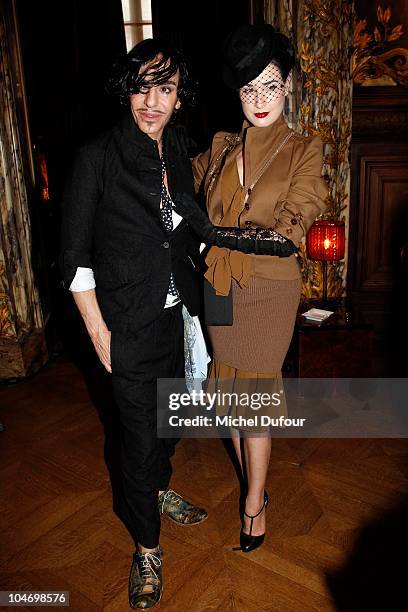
[{"xmin": 239, "ymin": 491, "xmax": 269, "ymax": 553}]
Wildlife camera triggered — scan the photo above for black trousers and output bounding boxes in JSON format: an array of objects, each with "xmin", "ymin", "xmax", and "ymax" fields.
[{"xmin": 111, "ymin": 303, "xmax": 184, "ymax": 548}]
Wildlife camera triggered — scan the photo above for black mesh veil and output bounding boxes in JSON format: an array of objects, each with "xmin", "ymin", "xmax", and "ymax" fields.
[{"xmin": 239, "ymin": 62, "xmax": 291, "ymax": 106}]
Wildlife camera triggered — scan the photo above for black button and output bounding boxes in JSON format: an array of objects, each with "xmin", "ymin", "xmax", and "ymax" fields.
[
  {"xmin": 245, "ymin": 220, "xmax": 252, "ymax": 226},
  {"xmin": 291, "ymin": 218, "xmax": 298, "ymax": 225},
  {"xmin": 162, "ymin": 241, "xmax": 170, "ymax": 249},
  {"xmin": 244, "ymin": 203, "xmax": 250, "ymax": 210}
]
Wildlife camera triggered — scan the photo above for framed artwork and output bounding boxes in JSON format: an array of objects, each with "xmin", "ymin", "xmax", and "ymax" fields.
[{"xmin": 353, "ymin": 1, "xmax": 408, "ymax": 86}]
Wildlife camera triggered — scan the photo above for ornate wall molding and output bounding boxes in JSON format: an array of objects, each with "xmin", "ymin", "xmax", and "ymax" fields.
[
  {"xmin": 352, "ymin": 86, "xmax": 408, "ymax": 135},
  {"xmin": 353, "ymin": 109, "xmax": 408, "ymax": 134}
]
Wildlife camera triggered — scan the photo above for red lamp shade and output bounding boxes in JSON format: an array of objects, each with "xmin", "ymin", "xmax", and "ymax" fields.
[{"xmin": 307, "ymin": 220, "xmax": 345, "ymax": 261}]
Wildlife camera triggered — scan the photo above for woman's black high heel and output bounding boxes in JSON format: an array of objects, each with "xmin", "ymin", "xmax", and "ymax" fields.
[{"xmin": 239, "ymin": 491, "xmax": 269, "ymax": 553}]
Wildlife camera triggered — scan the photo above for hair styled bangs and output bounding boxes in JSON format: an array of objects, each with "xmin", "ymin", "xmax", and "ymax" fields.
[{"xmin": 107, "ymin": 39, "xmax": 196, "ymax": 106}]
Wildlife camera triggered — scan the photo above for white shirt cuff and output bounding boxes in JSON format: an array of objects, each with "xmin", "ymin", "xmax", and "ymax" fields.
[
  {"xmin": 69, "ymin": 267, "xmax": 96, "ymax": 292},
  {"xmin": 69, "ymin": 210, "xmax": 182, "ymax": 294}
]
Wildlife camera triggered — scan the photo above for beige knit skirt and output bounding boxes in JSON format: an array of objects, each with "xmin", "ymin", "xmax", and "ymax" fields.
[
  {"xmin": 208, "ymin": 276, "xmax": 302, "ymax": 373},
  {"xmin": 207, "ymin": 277, "xmax": 301, "ymax": 433}
]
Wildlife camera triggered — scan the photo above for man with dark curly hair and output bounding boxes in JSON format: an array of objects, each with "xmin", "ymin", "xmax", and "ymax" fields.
[{"xmin": 60, "ymin": 39, "xmax": 208, "ymax": 609}]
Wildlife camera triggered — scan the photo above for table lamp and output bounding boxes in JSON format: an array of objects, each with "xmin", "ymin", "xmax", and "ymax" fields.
[{"xmin": 306, "ymin": 220, "xmax": 345, "ymax": 306}]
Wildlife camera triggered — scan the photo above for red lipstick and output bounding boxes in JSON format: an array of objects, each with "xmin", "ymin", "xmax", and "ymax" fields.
[{"xmin": 254, "ymin": 112, "xmax": 269, "ymax": 118}]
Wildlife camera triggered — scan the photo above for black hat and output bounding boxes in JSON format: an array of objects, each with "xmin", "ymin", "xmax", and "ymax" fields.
[{"xmin": 222, "ymin": 23, "xmax": 279, "ymax": 89}]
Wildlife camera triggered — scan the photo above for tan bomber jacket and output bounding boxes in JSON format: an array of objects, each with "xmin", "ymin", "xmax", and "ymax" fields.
[{"xmin": 192, "ymin": 113, "xmax": 329, "ymax": 281}]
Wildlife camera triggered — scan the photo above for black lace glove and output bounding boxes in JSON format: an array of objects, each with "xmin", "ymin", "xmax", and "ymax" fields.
[
  {"xmin": 172, "ymin": 193, "xmax": 297, "ymax": 257},
  {"xmin": 172, "ymin": 192, "xmax": 215, "ymax": 242},
  {"xmin": 213, "ymin": 226, "xmax": 298, "ymax": 256}
]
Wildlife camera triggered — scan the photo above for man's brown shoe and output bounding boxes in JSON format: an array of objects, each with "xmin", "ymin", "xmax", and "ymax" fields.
[
  {"xmin": 129, "ymin": 547, "xmax": 163, "ymax": 609},
  {"xmin": 158, "ymin": 489, "xmax": 208, "ymax": 525}
]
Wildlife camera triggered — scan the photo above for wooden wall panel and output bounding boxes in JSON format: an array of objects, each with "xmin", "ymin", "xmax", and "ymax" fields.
[
  {"xmin": 349, "ymin": 86, "xmax": 408, "ymax": 375},
  {"xmin": 353, "ymin": 150, "xmax": 408, "ymax": 294}
]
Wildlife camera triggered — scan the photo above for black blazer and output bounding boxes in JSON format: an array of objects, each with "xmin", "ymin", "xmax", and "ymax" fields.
[{"xmin": 60, "ymin": 111, "xmax": 201, "ymax": 335}]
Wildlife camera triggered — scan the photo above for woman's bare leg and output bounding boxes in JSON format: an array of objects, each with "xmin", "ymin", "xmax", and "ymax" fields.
[{"xmin": 242, "ymin": 436, "xmax": 271, "ymax": 536}]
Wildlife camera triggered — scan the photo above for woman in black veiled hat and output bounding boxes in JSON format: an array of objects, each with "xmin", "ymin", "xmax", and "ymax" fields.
[{"xmin": 174, "ymin": 24, "xmax": 328, "ymax": 552}]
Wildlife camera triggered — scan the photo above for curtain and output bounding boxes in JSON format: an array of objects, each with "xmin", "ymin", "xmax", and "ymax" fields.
[
  {"xmin": 0, "ymin": 1, "xmax": 46, "ymax": 378},
  {"xmin": 264, "ymin": 0, "xmax": 354, "ymax": 300}
]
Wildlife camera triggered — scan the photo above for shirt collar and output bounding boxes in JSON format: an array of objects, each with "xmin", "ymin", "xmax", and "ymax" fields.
[{"xmin": 240, "ymin": 111, "xmax": 288, "ymax": 141}]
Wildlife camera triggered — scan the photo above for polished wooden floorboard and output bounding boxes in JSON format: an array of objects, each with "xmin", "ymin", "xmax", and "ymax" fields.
[{"xmin": 0, "ymin": 357, "xmax": 407, "ymax": 611}]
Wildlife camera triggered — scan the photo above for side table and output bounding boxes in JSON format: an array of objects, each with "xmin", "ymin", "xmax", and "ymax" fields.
[{"xmin": 284, "ymin": 299, "xmax": 374, "ymax": 377}]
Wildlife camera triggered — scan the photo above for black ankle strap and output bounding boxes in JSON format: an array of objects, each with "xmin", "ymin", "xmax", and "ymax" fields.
[{"xmin": 244, "ymin": 498, "xmax": 266, "ymax": 519}]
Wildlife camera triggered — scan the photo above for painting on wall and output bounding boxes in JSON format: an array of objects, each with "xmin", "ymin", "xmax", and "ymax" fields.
[{"xmin": 354, "ymin": 1, "xmax": 408, "ymax": 86}]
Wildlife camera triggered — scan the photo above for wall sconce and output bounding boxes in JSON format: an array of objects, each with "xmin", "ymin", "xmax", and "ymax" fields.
[{"xmin": 306, "ymin": 220, "xmax": 345, "ymax": 305}]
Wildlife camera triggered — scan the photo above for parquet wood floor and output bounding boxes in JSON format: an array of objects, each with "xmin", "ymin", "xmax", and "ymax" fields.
[{"xmin": 1, "ymin": 356, "xmax": 407, "ymax": 611}]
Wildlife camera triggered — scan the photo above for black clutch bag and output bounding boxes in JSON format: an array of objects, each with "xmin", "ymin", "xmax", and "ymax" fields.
[{"xmin": 203, "ymin": 278, "xmax": 233, "ymax": 326}]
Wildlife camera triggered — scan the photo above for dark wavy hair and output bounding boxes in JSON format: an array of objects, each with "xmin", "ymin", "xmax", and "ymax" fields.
[{"xmin": 106, "ymin": 38, "xmax": 196, "ymax": 106}]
